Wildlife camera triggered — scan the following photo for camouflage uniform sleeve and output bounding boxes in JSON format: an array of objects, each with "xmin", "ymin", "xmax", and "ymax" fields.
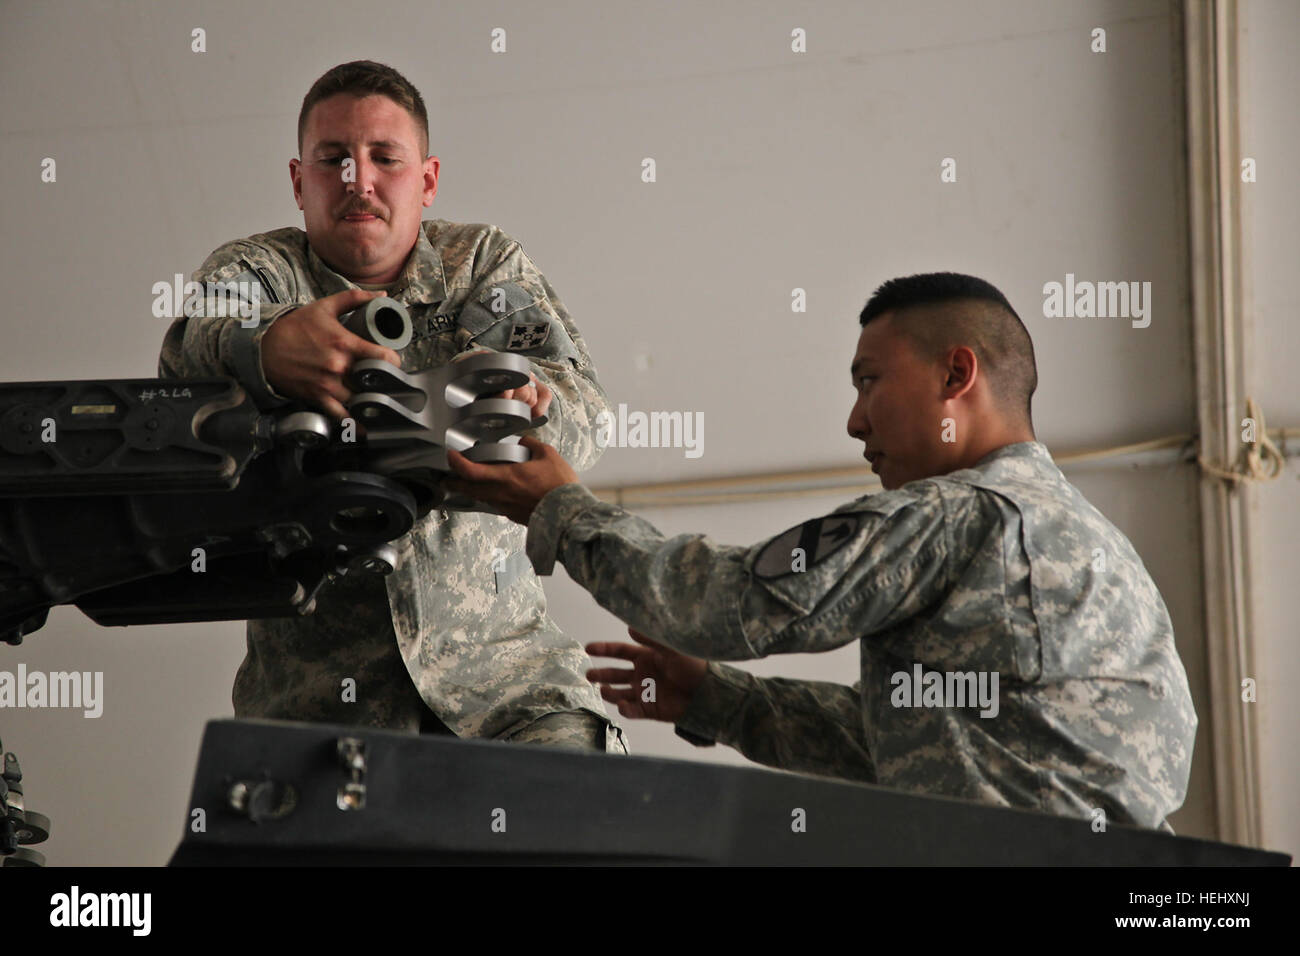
[
  {"xmin": 157, "ymin": 240, "xmax": 299, "ymax": 409},
  {"xmin": 526, "ymin": 481, "xmax": 951, "ymax": 660},
  {"xmin": 454, "ymin": 240, "xmax": 610, "ymax": 472},
  {"xmin": 674, "ymin": 663, "xmax": 876, "ymax": 782}
]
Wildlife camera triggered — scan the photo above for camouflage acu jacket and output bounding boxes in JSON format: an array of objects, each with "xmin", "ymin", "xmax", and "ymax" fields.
[
  {"xmin": 159, "ymin": 219, "xmax": 623, "ymax": 748},
  {"xmin": 526, "ymin": 441, "xmax": 1197, "ymax": 830}
]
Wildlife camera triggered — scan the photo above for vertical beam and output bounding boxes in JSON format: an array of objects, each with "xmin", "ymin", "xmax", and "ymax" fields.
[{"xmin": 1183, "ymin": 0, "xmax": 1261, "ymax": 845}]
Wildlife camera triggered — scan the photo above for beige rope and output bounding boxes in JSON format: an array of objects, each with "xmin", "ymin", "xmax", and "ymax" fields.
[
  {"xmin": 588, "ymin": 405, "xmax": 1294, "ymax": 509},
  {"xmin": 1196, "ymin": 398, "xmax": 1288, "ymax": 484}
]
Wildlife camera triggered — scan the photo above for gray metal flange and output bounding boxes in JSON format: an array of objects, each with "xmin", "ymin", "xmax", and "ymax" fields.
[{"xmin": 346, "ymin": 352, "xmax": 545, "ymax": 477}]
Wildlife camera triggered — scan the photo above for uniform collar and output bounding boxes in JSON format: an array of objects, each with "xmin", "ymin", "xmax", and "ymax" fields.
[
  {"xmin": 974, "ymin": 441, "xmax": 1052, "ymax": 468},
  {"xmin": 306, "ymin": 221, "xmax": 447, "ymax": 305}
]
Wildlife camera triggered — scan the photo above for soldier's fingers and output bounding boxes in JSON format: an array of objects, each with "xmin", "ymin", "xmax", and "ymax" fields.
[
  {"xmin": 627, "ymin": 628, "xmax": 671, "ymax": 652},
  {"xmin": 499, "ymin": 384, "xmax": 535, "ymax": 406},
  {"xmin": 445, "ymin": 448, "xmax": 497, "ymax": 482},
  {"xmin": 323, "ymin": 288, "xmax": 387, "ymax": 317},
  {"xmin": 597, "ymin": 684, "xmax": 638, "ymax": 704},
  {"xmin": 318, "ymin": 394, "xmax": 352, "ymax": 422},
  {"xmin": 517, "ymin": 435, "xmax": 553, "ymax": 457},
  {"xmin": 533, "ymin": 380, "xmax": 553, "ymax": 417},
  {"xmin": 586, "ymin": 666, "xmax": 636, "ymax": 685},
  {"xmin": 344, "ymin": 335, "xmax": 402, "ymax": 367},
  {"xmin": 314, "ymin": 377, "xmax": 353, "ymax": 409},
  {"xmin": 586, "ymin": 641, "xmax": 647, "ymax": 662},
  {"xmin": 360, "ymin": 343, "xmax": 403, "ymax": 367}
]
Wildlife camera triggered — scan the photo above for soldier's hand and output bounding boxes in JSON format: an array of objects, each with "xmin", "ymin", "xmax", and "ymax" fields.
[
  {"xmin": 585, "ymin": 628, "xmax": 709, "ymax": 723},
  {"xmin": 261, "ymin": 289, "xmax": 402, "ymax": 421},
  {"xmin": 444, "ymin": 435, "xmax": 579, "ymax": 525},
  {"xmin": 495, "ymin": 373, "xmax": 552, "ymax": 420}
]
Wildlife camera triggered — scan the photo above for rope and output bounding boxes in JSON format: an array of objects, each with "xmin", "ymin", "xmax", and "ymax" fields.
[
  {"xmin": 1196, "ymin": 398, "xmax": 1287, "ymax": 484},
  {"xmin": 586, "ymin": 402, "xmax": 1294, "ymax": 509}
]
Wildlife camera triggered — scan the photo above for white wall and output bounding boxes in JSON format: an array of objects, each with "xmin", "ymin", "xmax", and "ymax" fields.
[
  {"xmin": 0, "ymin": 0, "xmax": 1289, "ymax": 865},
  {"xmin": 1240, "ymin": 0, "xmax": 1300, "ymax": 864}
]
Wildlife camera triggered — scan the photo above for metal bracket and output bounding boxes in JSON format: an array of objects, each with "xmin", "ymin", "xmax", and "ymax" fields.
[
  {"xmin": 347, "ymin": 351, "xmax": 547, "ymax": 512},
  {"xmin": 336, "ymin": 737, "xmax": 367, "ymax": 811}
]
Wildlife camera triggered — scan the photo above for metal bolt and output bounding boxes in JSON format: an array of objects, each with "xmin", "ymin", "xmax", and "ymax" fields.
[
  {"xmin": 227, "ymin": 781, "xmax": 250, "ymax": 812},
  {"xmin": 337, "ymin": 784, "xmax": 366, "ymax": 811}
]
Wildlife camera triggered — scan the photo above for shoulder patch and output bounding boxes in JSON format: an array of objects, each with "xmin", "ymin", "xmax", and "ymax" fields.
[
  {"xmin": 482, "ymin": 281, "xmax": 534, "ymax": 314},
  {"xmin": 507, "ymin": 319, "xmax": 551, "ymax": 351},
  {"xmin": 754, "ymin": 515, "xmax": 861, "ymax": 580}
]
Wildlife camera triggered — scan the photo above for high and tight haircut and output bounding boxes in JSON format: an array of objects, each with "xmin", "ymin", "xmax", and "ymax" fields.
[
  {"xmin": 298, "ymin": 60, "xmax": 429, "ymax": 157},
  {"xmin": 859, "ymin": 272, "xmax": 1037, "ymax": 429}
]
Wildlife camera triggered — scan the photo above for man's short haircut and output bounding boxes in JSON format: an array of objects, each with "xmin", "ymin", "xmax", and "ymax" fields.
[
  {"xmin": 859, "ymin": 272, "xmax": 1037, "ymax": 429},
  {"xmin": 298, "ymin": 60, "xmax": 429, "ymax": 157}
]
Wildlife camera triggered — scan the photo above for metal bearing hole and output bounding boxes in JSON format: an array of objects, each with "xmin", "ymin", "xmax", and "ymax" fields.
[
  {"xmin": 331, "ymin": 506, "xmax": 389, "ymax": 536},
  {"xmin": 373, "ymin": 307, "xmax": 404, "ymax": 340}
]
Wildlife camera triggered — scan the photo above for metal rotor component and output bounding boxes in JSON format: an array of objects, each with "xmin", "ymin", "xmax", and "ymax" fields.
[
  {"xmin": 301, "ymin": 472, "xmax": 418, "ymax": 548},
  {"xmin": 442, "ymin": 353, "xmax": 533, "ymax": 406},
  {"xmin": 14, "ymin": 809, "xmax": 49, "ymax": 845},
  {"xmin": 2, "ymin": 846, "xmax": 44, "ymax": 866},
  {"xmin": 275, "ymin": 410, "xmax": 332, "ymax": 449},
  {"xmin": 256, "ymin": 521, "xmax": 313, "ymax": 559},
  {"xmin": 372, "ymin": 439, "xmax": 531, "ymax": 476},
  {"xmin": 345, "ymin": 543, "xmax": 399, "ymax": 575},
  {"xmin": 339, "ymin": 298, "xmax": 413, "ymax": 351},
  {"xmin": 344, "ymin": 352, "xmax": 546, "ymax": 511},
  {"xmin": 3, "ymin": 781, "xmax": 22, "ymax": 818}
]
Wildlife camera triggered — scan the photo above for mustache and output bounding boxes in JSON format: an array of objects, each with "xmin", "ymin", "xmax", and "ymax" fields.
[{"xmin": 339, "ymin": 203, "xmax": 385, "ymax": 218}]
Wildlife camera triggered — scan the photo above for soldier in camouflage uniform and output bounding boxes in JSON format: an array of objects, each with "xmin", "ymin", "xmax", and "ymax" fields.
[
  {"xmin": 158, "ymin": 60, "xmax": 625, "ymax": 752},
  {"xmin": 446, "ymin": 273, "xmax": 1198, "ymax": 830}
]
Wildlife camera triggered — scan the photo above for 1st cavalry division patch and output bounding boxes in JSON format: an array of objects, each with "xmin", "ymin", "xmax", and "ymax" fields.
[{"xmin": 753, "ymin": 515, "xmax": 861, "ymax": 580}]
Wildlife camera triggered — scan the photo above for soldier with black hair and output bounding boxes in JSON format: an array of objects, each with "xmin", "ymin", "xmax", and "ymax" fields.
[{"xmin": 447, "ymin": 272, "xmax": 1198, "ymax": 830}]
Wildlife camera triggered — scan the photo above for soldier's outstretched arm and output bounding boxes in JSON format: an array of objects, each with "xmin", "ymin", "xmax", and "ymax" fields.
[
  {"xmin": 522, "ymin": 475, "xmax": 953, "ymax": 662},
  {"xmin": 588, "ymin": 631, "xmax": 875, "ymax": 780},
  {"xmin": 446, "ymin": 440, "xmax": 953, "ymax": 661},
  {"xmin": 677, "ymin": 665, "xmax": 876, "ymax": 782}
]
